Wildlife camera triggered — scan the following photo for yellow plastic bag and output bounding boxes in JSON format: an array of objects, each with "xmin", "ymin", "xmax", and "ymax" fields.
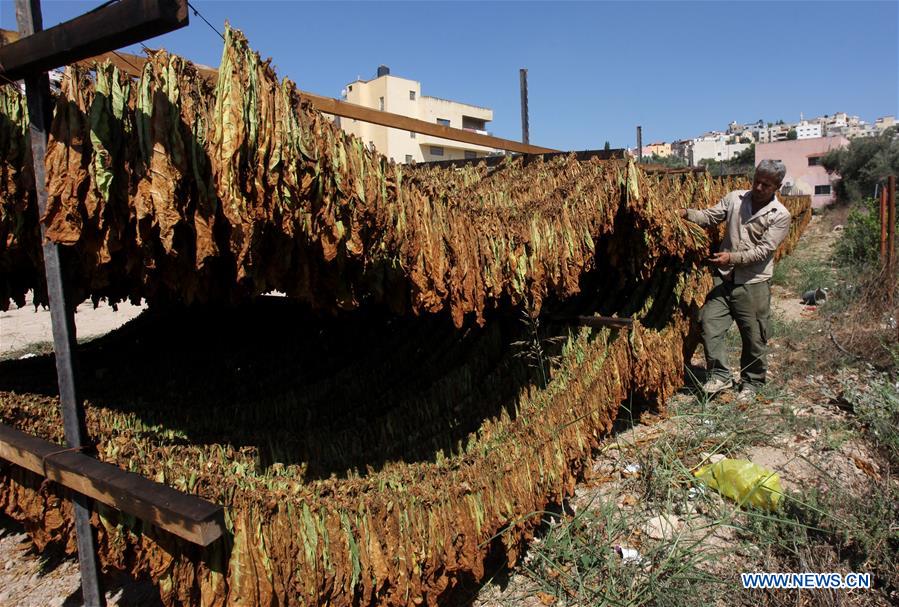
[{"xmin": 694, "ymin": 458, "xmax": 783, "ymax": 510}]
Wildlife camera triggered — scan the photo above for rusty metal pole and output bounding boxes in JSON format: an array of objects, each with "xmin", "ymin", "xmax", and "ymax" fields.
[
  {"xmin": 15, "ymin": 0, "xmax": 105, "ymax": 604},
  {"xmin": 881, "ymin": 184, "xmax": 889, "ymax": 264},
  {"xmin": 519, "ymin": 68, "xmax": 529, "ymax": 146}
]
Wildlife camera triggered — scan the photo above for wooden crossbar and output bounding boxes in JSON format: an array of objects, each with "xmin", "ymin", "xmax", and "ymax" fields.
[
  {"xmin": 0, "ymin": 28, "xmax": 556, "ymax": 155},
  {"xmin": 0, "ymin": 423, "xmax": 224, "ymax": 546},
  {"xmin": 0, "ymin": 0, "xmax": 188, "ymax": 82}
]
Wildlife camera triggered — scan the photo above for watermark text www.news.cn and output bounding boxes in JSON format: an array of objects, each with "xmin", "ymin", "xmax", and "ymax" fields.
[{"xmin": 741, "ymin": 572, "xmax": 871, "ymax": 590}]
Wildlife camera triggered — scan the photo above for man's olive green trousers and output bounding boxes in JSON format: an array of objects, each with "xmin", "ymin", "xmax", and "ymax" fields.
[{"xmin": 700, "ymin": 275, "xmax": 771, "ymax": 387}]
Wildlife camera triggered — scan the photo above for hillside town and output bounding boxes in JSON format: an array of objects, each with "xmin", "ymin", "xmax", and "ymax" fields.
[
  {"xmin": 630, "ymin": 113, "xmax": 895, "ymax": 208},
  {"xmin": 636, "ymin": 112, "xmax": 896, "ymax": 168}
]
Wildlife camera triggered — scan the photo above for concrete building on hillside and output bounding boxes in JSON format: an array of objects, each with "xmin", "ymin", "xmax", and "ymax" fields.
[
  {"xmin": 670, "ymin": 140, "xmax": 692, "ymax": 162},
  {"xmin": 757, "ymin": 124, "xmax": 792, "ymax": 143},
  {"xmin": 874, "ymin": 116, "xmax": 896, "ymax": 134},
  {"xmin": 339, "ymin": 66, "xmax": 496, "ymax": 164},
  {"xmin": 689, "ymin": 133, "xmax": 751, "ymax": 166},
  {"xmin": 795, "ymin": 121, "xmax": 822, "ymax": 140},
  {"xmin": 756, "ymin": 136, "xmax": 849, "ymax": 208},
  {"xmin": 642, "ymin": 142, "xmax": 672, "ymax": 157}
]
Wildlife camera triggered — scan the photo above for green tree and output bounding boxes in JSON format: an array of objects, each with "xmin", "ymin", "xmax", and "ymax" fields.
[
  {"xmin": 697, "ymin": 143, "xmax": 755, "ymax": 177},
  {"xmin": 739, "ymin": 136, "xmax": 752, "ymax": 144},
  {"xmin": 639, "ymin": 153, "xmax": 687, "ymax": 169},
  {"xmin": 603, "ymin": 141, "xmax": 611, "ymax": 151},
  {"xmin": 821, "ymin": 127, "xmax": 898, "ymax": 202},
  {"xmin": 787, "ymin": 129, "xmax": 798, "ymax": 140},
  {"xmin": 733, "ymin": 144, "xmax": 755, "ymax": 165}
]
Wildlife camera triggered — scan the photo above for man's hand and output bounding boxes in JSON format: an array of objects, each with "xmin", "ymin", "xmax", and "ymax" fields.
[{"xmin": 708, "ymin": 252, "xmax": 732, "ymax": 266}]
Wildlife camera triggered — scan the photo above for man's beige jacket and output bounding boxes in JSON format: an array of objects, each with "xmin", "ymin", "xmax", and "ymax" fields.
[{"xmin": 685, "ymin": 190, "xmax": 792, "ymax": 285}]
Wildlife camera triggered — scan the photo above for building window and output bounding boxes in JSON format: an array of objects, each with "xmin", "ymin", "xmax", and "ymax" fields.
[
  {"xmin": 808, "ymin": 156, "xmax": 821, "ymax": 166},
  {"xmin": 430, "ymin": 146, "xmax": 444, "ymax": 156},
  {"xmin": 409, "ymin": 90, "xmax": 416, "ymax": 100},
  {"xmin": 348, "ymin": 85, "xmax": 353, "ymax": 92},
  {"xmin": 436, "ymin": 118, "xmax": 450, "ymax": 127},
  {"xmin": 814, "ymin": 185, "xmax": 831, "ymax": 195},
  {"xmin": 379, "ymin": 97, "xmax": 384, "ymax": 111},
  {"xmin": 405, "ymin": 154, "xmax": 413, "ymax": 163},
  {"xmin": 410, "ymin": 131, "xmax": 416, "ymax": 139},
  {"xmin": 465, "ymin": 151, "xmax": 477, "ymax": 160}
]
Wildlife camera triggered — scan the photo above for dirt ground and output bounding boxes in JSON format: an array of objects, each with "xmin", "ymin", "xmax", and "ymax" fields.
[
  {"xmin": 1, "ymin": 213, "xmax": 896, "ymax": 606},
  {"xmin": 0, "ymin": 295, "xmax": 145, "ymax": 360}
]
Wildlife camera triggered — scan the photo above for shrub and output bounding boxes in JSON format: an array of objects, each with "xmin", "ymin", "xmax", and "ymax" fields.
[{"xmin": 833, "ymin": 197, "xmax": 887, "ymax": 268}]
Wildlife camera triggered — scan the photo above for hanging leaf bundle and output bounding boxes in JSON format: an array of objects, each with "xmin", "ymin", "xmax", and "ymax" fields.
[
  {"xmin": 0, "ymin": 27, "xmax": 768, "ymax": 325},
  {"xmin": 0, "ymin": 26, "xmax": 812, "ymax": 607}
]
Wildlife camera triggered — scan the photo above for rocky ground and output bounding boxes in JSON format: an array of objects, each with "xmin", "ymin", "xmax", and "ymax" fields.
[{"xmin": 1, "ymin": 212, "xmax": 896, "ymax": 606}]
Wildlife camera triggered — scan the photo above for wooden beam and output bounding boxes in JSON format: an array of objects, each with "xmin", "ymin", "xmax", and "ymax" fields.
[
  {"xmin": 300, "ymin": 91, "xmax": 556, "ymax": 154},
  {"xmin": 418, "ymin": 148, "xmax": 626, "ymax": 170},
  {"xmin": 0, "ymin": 0, "xmax": 187, "ymax": 82},
  {"xmin": 0, "ymin": 423, "xmax": 225, "ymax": 546},
  {"xmin": 0, "ymin": 28, "xmax": 555, "ymax": 155}
]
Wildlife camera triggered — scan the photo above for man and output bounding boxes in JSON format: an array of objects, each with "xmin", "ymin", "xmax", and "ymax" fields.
[{"xmin": 678, "ymin": 159, "xmax": 791, "ymax": 402}]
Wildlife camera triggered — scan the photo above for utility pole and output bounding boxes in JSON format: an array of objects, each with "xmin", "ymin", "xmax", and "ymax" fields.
[
  {"xmin": 519, "ymin": 68, "xmax": 529, "ymax": 145},
  {"xmin": 636, "ymin": 125, "xmax": 643, "ymax": 162}
]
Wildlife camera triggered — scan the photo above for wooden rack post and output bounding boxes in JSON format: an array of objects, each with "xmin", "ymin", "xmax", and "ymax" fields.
[{"xmin": 5, "ymin": 1, "xmax": 190, "ymax": 604}]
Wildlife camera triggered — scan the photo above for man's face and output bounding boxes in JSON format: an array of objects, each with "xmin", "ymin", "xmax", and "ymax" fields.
[{"xmin": 751, "ymin": 172, "xmax": 781, "ymax": 205}]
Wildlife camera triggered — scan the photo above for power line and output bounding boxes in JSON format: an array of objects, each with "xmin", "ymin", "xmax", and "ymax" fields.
[
  {"xmin": 187, "ymin": 1, "xmax": 224, "ymax": 41},
  {"xmin": 0, "ymin": 71, "xmax": 21, "ymax": 88},
  {"xmin": 111, "ymin": 50, "xmax": 143, "ymax": 75}
]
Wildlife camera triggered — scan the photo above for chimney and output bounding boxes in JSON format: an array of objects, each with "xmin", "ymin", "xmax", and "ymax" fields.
[{"xmin": 377, "ymin": 65, "xmax": 390, "ymax": 77}]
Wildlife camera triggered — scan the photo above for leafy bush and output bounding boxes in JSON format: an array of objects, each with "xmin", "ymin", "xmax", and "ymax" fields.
[{"xmin": 833, "ymin": 197, "xmax": 888, "ymax": 268}]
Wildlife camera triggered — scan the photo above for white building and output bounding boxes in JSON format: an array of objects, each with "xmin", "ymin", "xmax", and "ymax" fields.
[
  {"xmin": 689, "ymin": 137, "xmax": 751, "ymax": 166},
  {"xmin": 795, "ymin": 121, "xmax": 822, "ymax": 140},
  {"xmin": 339, "ymin": 66, "xmax": 496, "ymax": 164}
]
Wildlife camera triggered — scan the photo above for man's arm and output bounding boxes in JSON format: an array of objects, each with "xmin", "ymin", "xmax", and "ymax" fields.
[
  {"xmin": 679, "ymin": 194, "xmax": 730, "ymax": 227},
  {"xmin": 729, "ymin": 212, "xmax": 792, "ymax": 265}
]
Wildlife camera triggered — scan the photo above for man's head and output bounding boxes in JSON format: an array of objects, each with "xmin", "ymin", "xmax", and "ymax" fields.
[{"xmin": 751, "ymin": 159, "xmax": 786, "ymax": 205}]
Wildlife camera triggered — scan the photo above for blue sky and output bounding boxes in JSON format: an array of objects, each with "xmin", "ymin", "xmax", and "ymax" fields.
[{"xmin": 2, "ymin": 1, "xmax": 896, "ymax": 150}]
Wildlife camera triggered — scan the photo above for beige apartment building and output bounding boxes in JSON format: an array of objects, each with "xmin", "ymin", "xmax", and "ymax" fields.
[
  {"xmin": 339, "ymin": 66, "xmax": 496, "ymax": 164},
  {"xmin": 642, "ymin": 142, "xmax": 671, "ymax": 157}
]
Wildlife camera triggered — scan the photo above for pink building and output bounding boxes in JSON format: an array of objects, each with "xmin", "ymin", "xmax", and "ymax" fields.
[{"xmin": 756, "ymin": 136, "xmax": 849, "ymax": 208}]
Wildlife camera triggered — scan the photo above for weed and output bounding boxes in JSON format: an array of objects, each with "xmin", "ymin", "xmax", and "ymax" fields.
[
  {"xmin": 511, "ymin": 310, "xmax": 566, "ymax": 389},
  {"xmin": 841, "ymin": 375, "xmax": 899, "ymax": 466}
]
